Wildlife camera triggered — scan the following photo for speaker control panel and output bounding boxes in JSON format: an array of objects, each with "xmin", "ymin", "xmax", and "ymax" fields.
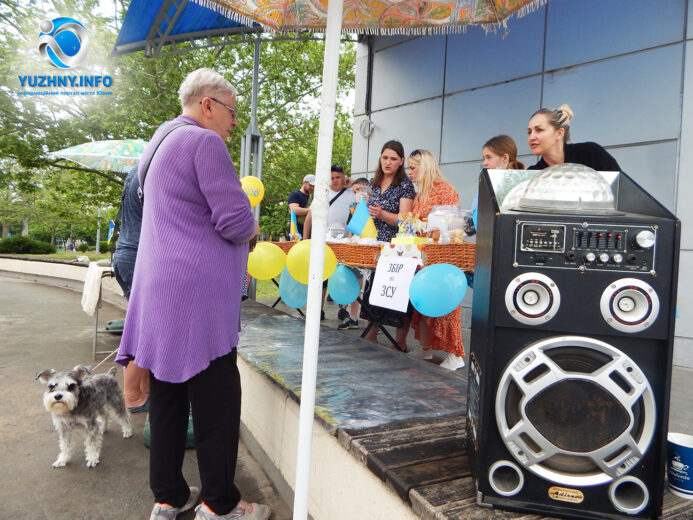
[{"xmin": 515, "ymin": 221, "xmax": 657, "ymax": 273}]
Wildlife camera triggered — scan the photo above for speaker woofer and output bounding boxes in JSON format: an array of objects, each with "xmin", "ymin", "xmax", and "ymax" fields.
[
  {"xmin": 600, "ymin": 278, "xmax": 660, "ymax": 333},
  {"xmin": 495, "ymin": 336, "xmax": 656, "ymax": 487},
  {"xmin": 505, "ymin": 272, "xmax": 561, "ymax": 325}
]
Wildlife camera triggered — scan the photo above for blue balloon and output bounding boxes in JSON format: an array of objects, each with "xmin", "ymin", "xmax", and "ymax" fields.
[
  {"xmin": 327, "ymin": 265, "xmax": 360, "ymax": 305},
  {"xmin": 409, "ymin": 263, "xmax": 467, "ymax": 317},
  {"xmin": 279, "ymin": 267, "xmax": 307, "ymax": 308},
  {"xmin": 472, "ymin": 208, "xmax": 478, "ymax": 230}
]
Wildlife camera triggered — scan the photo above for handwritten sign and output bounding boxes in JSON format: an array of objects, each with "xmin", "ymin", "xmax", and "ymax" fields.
[{"xmin": 368, "ymin": 256, "xmax": 419, "ymax": 312}]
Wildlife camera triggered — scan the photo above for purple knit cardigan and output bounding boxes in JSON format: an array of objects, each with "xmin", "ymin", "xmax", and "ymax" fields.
[{"xmin": 116, "ymin": 116, "xmax": 256, "ymax": 383}]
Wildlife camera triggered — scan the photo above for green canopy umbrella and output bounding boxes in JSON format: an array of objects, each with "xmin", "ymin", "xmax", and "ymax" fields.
[{"xmin": 51, "ymin": 139, "xmax": 146, "ymax": 173}]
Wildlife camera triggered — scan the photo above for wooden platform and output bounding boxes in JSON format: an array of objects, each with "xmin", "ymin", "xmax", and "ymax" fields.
[
  {"xmin": 238, "ymin": 300, "xmax": 693, "ymax": 519},
  {"xmin": 338, "ymin": 414, "xmax": 693, "ymax": 520}
]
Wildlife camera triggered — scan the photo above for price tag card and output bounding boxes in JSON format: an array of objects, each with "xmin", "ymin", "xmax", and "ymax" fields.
[{"xmin": 368, "ymin": 256, "xmax": 419, "ymax": 312}]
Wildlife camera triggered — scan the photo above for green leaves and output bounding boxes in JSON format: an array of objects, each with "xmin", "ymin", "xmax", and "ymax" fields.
[{"xmin": 0, "ymin": 0, "xmax": 356, "ymax": 241}]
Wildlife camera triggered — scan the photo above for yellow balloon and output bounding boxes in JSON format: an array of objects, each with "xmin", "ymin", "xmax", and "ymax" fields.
[
  {"xmin": 286, "ymin": 240, "xmax": 337, "ymax": 284},
  {"xmin": 241, "ymin": 176, "xmax": 264, "ymax": 207},
  {"xmin": 247, "ymin": 242, "xmax": 286, "ymax": 280}
]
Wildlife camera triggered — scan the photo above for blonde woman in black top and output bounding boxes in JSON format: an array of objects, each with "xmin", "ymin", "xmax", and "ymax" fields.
[{"xmin": 527, "ymin": 104, "xmax": 621, "ymax": 171}]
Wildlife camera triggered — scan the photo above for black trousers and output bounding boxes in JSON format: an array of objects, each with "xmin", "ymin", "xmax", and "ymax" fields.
[{"xmin": 149, "ymin": 349, "xmax": 242, "ymax": 515}]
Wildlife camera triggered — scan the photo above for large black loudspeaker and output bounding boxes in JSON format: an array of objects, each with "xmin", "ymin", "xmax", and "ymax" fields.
[{"xmin": 466, "ymin": 166, "xmax": 680, "ymax": 520}]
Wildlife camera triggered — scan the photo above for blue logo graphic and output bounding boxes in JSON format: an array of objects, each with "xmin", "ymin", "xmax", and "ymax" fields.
[{"xmin": 38, "ymin": 17, "xmax": 89, "ymax": 69}]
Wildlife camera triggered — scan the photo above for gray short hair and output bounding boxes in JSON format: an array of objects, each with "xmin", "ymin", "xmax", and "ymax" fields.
[{"xmin": 178, "ymin": 68, "xmax": 238, "ymax": 108}]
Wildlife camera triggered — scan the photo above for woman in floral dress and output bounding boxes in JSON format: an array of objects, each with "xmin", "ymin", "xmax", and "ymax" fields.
[
  {"xmin": 407, "ymin": 149, "xmax": 466, "ymax": 370},
  {"xmin": 361, "ymin": 140, "xmax": 416, "ymax": 349}
]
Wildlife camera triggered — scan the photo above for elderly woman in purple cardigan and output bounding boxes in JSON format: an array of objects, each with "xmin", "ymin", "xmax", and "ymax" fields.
[{"xmin": 116, "ymin": 68, "xmax": 269, "ymax": 520}]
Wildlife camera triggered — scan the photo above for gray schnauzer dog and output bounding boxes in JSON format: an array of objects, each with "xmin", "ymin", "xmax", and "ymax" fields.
[{"xmin": 36, "ymin": 365, "xmax": 133, "ymax": 468}]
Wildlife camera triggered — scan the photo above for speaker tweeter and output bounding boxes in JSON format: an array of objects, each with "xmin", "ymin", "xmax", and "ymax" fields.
[
  {"xmin": 600, "ymin": 278, "xmax": 660, "ymax": 333},
  {"xmin": 505, "ymin": 272, "xmax": 560, "ymax": 325}
]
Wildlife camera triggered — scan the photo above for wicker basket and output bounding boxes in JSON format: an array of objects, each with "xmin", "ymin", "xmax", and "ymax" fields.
[
  {"xmin": 270, "ymin": 241, "xmax": 296, "ymax": 254},
  {"xmin": 423, "ymin": 242, "xmax": 476, "ymax": 272},
  {"xmin": 269, "ymin": 241, "xmax": 382, "ymax": 269},
  {"xmin": 327, "ymin": 242, "xmax": 381, "ymax": 269}
]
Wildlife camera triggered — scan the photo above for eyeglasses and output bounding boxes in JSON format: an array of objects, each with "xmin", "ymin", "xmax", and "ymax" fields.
[
  {"xmin": 409, "ymin": 149, "xmax": 421, "ymax": 157},
  {"xmin": 201, "ymin": 97, "xmax": 237, "ymax": 119}
]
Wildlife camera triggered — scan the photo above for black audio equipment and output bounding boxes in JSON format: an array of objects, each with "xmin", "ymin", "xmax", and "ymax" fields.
[{"xmin": 466, "ymin": 166, "xmax": 680, "ymax": 520}]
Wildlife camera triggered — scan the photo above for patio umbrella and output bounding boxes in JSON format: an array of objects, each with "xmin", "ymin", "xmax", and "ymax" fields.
[
  {"xmin": 195, "ymin": 0, "xmax": 542, "ymax": 33},
  {"xmin": 51, "ymin": 139, "xmax": 146, "ymax": 174},
  {"xmin": 189, "ymin": 1, "xmax": 544, "ymax": 519}
]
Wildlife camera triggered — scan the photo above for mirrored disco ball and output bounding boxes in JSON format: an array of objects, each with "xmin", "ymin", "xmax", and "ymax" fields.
[{"xmin": 519, "ymin": 163, "xmax": 616, "ymax": 213}]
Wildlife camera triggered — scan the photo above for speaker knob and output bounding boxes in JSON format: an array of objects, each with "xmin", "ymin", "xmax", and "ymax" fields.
[
  {"xmin": 598, "ymin": 253, "xmax": 610, "ymax": 263},
  {"xmin": 584, "ymin": 252, "xmax": 596, "ymax": 262},
  {"xmin": 634, "ymin": 230, "xmax": 655, "ymax": 248},
  {"xmin": 613, "ymin": 253, "xmax": 624, "ymax": 264}
]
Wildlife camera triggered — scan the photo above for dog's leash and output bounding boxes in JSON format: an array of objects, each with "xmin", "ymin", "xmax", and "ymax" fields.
[{"xmin": 90, "ymin": 347, "xmax": 120, "ymax": 373}]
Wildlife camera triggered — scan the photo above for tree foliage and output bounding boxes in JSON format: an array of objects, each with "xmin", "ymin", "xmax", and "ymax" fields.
[{"xmin": 0, "ymin": 0, "xmax": 356, "ymax": 241}]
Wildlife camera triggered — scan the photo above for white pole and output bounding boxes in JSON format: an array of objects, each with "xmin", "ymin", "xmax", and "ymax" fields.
[
  {"xmin": 292, "ymin": 0, "xmax": 344, "ymax": 517},
  {"xmin": 95, "ymin": 207, "xmax": 101, "ymax": 254}
]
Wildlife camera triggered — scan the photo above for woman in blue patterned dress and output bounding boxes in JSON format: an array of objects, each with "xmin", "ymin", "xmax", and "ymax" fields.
[
  {"xmin": 367, "ymin": 141, "xmax": 416, "ymax": 241},
  {"xmin": 361, "ymin": 140, "xmax": 416, "ymax": 349}
]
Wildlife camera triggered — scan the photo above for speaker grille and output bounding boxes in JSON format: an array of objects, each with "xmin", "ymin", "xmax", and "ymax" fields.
[
  {"xmin": 526, "ymin": 380, "xmax": 630, "ymax": 453},
  {"xmin": 495, "ymin": 336, "xmax": 656, "ymax": 486}
]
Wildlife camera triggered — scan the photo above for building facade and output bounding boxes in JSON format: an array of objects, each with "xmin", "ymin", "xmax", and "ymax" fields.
[{"xmin": 350, "ymin": 0, "xmax": 693, "ymax": 367}]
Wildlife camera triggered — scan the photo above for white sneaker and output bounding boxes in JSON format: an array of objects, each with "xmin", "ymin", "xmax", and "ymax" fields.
[
  {"xmin": 407, "ymin": 345, "xmax": 432, "ymax": 360},
  {"xmin": 439, "ymin": 352, "xmax": 465, "ymax": 371}
]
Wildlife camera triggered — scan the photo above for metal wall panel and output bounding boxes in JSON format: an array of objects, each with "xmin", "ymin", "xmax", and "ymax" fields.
[
  {"xmin": 367, "ymin": 98, "xmax": 443, "ymax": 172},
  {"xmin": 439, "ymin": 161, "xmax": 481, "ymax": 209},
  {"xmin": 608, "ymin": 141, "xmax": 678, "ymax": 212},
  {"xmin": 674, "ymin": 337, "xmax": 693, "ymax": 369},
  {"xmin": 371, "ymin": 36, "xmax": 446, "ymax": 111},
  {"xmin": 518, "ymin": 153, "xmax": 536, "ymax": 169},
  {"xmin": 678, "ymin": 39, "xmax": 693, "ymax": 249},
  {"xmin": 353, "ymin": 41, "xmax": 369, "ymax": 116},
  {"xmin": 351, "ymin": 115, "xmax": 370, "ymax": 175},
  {"xmin": 372, "ymin": 34, "xmax": 416, "ymax": 52},
  {"xmin": 542, "ymin": 44, "xmax": 683, "ymax": 146},
  {"xmin": 545, "ymin": 0, "xmax": 685, "ymax": 70},
  {"xmin": 675, "ymin": 251, "xmax": 693, "ymax": 339},
  {"xmin": 445, "ymin": 9, "xmax": 545, "ymax": 93},
  {"xmin": 441, "ymin": 76, "xmax": 541, "ymax": 164}
]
